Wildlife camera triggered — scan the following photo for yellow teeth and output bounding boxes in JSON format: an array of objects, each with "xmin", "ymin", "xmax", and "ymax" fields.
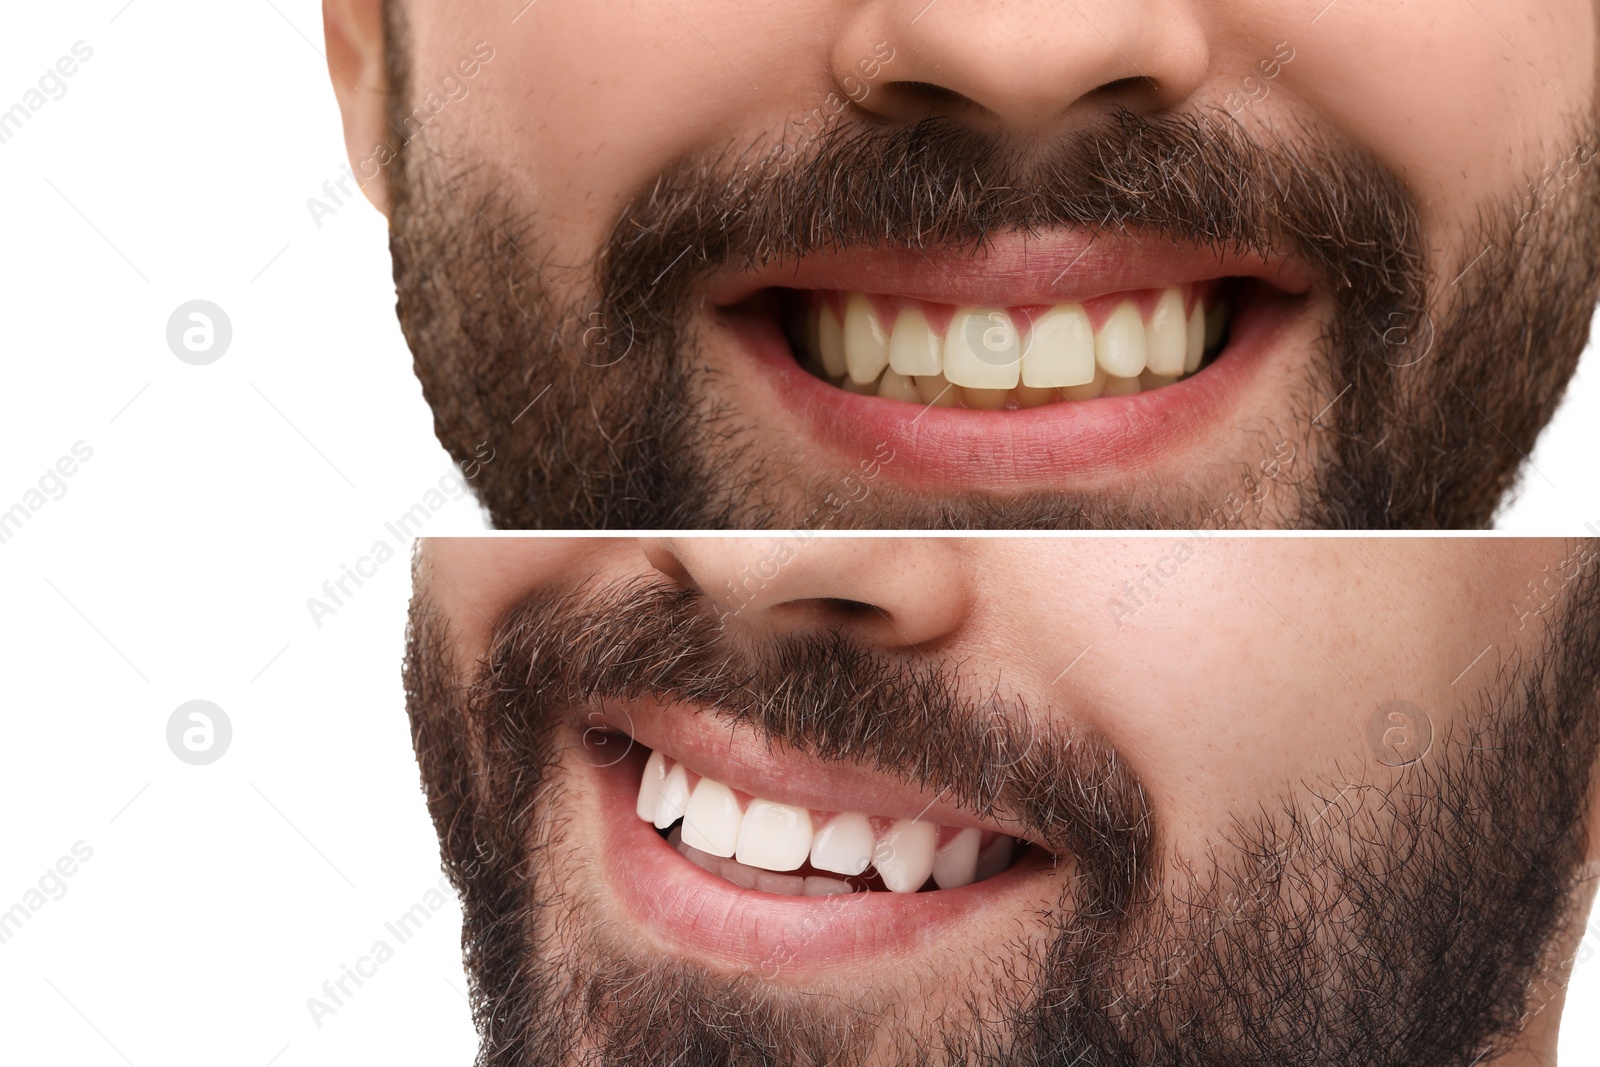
[{"xmin": 794, "ymin": 285, "xmax": 1231, "ymax": 408}]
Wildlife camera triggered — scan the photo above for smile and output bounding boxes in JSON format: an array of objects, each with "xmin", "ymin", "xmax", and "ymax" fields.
[{"xmin": 588, "ymin": 707, "xmax": 1062, "ymax": 971}]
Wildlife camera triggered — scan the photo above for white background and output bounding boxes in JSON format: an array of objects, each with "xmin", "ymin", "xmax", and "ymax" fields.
[{"xmin": 1, "ymin": 2, "xmax": 1599, "ymax": 1065}]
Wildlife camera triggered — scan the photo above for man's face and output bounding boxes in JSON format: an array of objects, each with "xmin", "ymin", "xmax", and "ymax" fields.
[
  {"xmin": 406, "ymin": 537, "xmax": 1600, "ymax": 1065},
  {"xmin": 331, "ymin": 0, "xmax": 1600, "ymax": 529}
]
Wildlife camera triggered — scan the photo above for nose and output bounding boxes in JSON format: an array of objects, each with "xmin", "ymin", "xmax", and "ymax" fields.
[
  {"xmin": 643, "ymin": 537, "xmax": 973, "ymax": 651},
  {"xmin": 837, "ymin": 0, "xmax": 1208, "ymax": 134}
]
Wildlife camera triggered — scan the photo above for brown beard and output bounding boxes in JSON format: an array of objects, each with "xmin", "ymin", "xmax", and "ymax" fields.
[
  {"xmin": 403, "ymin": 545, "xmax": 1600, "ymax": 1066},
  {"xmin": 380, "ymin": 10, "xmax": 1600, "ymax": 530}
]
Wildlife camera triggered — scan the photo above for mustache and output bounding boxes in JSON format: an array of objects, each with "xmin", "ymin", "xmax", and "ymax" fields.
[
  {"xmin": 471, "ymin": 576, "xmax": 1155, "ymax": 910},
  {"xmin": 599, "ymin": 107, "xmax": 1426, "ymax": 339}
]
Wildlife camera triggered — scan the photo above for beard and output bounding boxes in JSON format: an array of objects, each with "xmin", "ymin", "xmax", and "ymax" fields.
[
  {"xmin": 381, "ymin": 13, "xmax": 1600, "ymax": 530},
  {"xmin": 402, "ymin": 547, "xmax": 1600, "ymax": 1066}
]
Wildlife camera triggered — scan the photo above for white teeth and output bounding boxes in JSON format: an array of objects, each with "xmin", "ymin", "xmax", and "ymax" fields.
[
  {"xmin": 873, "ymin": 819, "xmax": 938, "ymax": 893},
  {"xmin": 1184, "ymin": 300, "xmax": 1206, "ymax": 374},
  {"xmin": 931, "ymin": 827, "xmax": 982, "ymax": 890},
  {"xmin": 810, "ymin": 812, "xmax": 874, "ymax": 876},
  {"xmin": 1095, "ymin": 301, "xmax": 1147, "ymax": 378},
  {"xmin": 1144, "ymin": 287, "xmax": 1187, "ymax": 376},
  {"xmin": 735, "ymin": 799, "xmax": 814, "ymax": 872},
  {"xmin": 944, "ymin": 308, "xmax": 1021, "ymax": 389},
  {"xmin": 975, "ymin": 835, "xmax": 1013, "ymax": 881},
  {"xmin": 843, "ymin": 293, "xmax": 890, "ymax": 384},
  {"xmin": 888, "ymin": 305, "xmax": 944, "ymax": 377},
  {"xmin": 637, "ymin": 750, "xmax": 669, "ymax": 822},
  {"xmin": 818, "ymin": 302, "xmax": 847, "ymax": 378},
  {"xmin": 1061, "ymin": 364, "xmax": 1107, "ymax": 401},
  {"xmin": 681, "ymin": 778, "xmax": 743, "ymax": 857},
  {"xmin": 877, "ymin": 368, "xmax": 921, "ymax": 403},
  {"xmin": 1020, "ymin": 304, "xmax": 1095, "ymax": 388},
  {"xmin": 654, "ymin": 763, "xmax": 691, "ymax": 830},
  {"xmin": 643, "ymin": 757, "xmax": 1023, "ymax": 893}
]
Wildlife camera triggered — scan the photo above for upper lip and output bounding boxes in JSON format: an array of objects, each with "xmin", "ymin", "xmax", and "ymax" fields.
[
  {"xmin": 703, "ymin": 229, "xmax": 1319, "ymax": 309},
  {"xmin": 592, "ymin": 701, "xmax": 1033, "ymax": 841}
]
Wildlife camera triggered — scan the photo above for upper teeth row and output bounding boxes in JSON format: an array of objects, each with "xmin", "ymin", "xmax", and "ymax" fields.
[
  {"xmin": 635, "ymin": 751, "xmax": 1013, "ymax": 894},
  {"xmin": 807, "ymin": 286, "xmax": 1225, "ymax": 394}
]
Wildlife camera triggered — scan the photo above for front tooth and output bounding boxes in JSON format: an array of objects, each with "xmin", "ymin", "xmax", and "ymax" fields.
[
  {"xmin": 873, "ymin": 819, "xmax": 937, "ymax": 893},
  {"xmin": 803, "ymin": 876, "xmax": 855, "ymax": 896},
  {"xmin": 735, "ymin": 799, "xmax": 813, "ymax": 871},
  {"xmin": 975, "ymin": 835, "xmax": 1013, "ymax": 881},
  {"xmin": 1144, "ymin": 288, "xmax": 1187, "ymax": 376},
  {"xmin": 653, "ymin": 763, "xmax": 691, "ymax": 829},
  {"xmin": 810, "ymin": 812, "xmax": 874, "ymax": 876},
  {"xmin": 914, "ymin": 373, "xmax": 959, "ymax": 407},
  {"xmin": 888, "ymin": 305, "xmax": 943, "ymax": 377},
  {"xmin": 637, "ymin": 750, "xmax": 668, "ymax": 822},
  {"xmin": 877, "ymin": 368, "xmax": 921, "ymax": 403},
  {"xmin": 1014, "ymin": 384, "xmax": 1060, "ymax": 408},
  {"xmin": 681, "ymin": 778, "xmax": 743, "ymax": 857},
  {"xmin": 944, "ymin": 308, "xmax": 1021, "ymax": 389},
  {"xmin": 932, "ymin": 827, "xmax": 981, "ymax": 890},
  {"xmin": 844, "ymin": 293, "xmax": 890, "ymax": 384},
  {"xmin": 1184, "ymin": 301, "xmax": 1205, "ymax": 374},
  {"xmin": 717, "ymin": 857, "xmax": 760, "ymax": 890},
  {"xmin": 1020, "ymin": 304, "xmax": 1095, "ymax": 388},
  {"xmin": 818, "ymin": 302, "xmax": 847, "ymax": 378},
  {"xmin": 1095, "ymin": 301, "xmax": 1147, "ymax": 378}
]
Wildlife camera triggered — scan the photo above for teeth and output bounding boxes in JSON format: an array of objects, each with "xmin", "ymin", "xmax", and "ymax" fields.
[
  {"xmin": 637, "ymin": 750, "xmax": 669, "ymax": 822},
  {"xmin": 932, "ymin": 827, "xmax": 982, "ymax": 890},
  {"xmin": 1020, "ymin": 304, "xmax": 1095, "ymax": 388},
  {"xmin": 843, "ymin": 293, "xmax": 891, "ymax": 384},
  {"xmin": 641, "ymin": 755, "xmax": 1022, "ymax": 893},
  {"xmin": 888, "ymin": 306, "xmax": 944, "ymax": 377},
  {"xmin": 817, "ymin": 302, "xmax": 847, "ymax": 378},
  {"xmin": 1184, "ymin": 300, "xmax": 1206, "ymax": 375},
  {"xmin": 877, "ymin": 368, "xmax": 921, "ymax": 403},
  {"xmin": 1095, "ymin": 301, "xmax": 1147, "ymax": 378},
  {"xmin": 735, "ymin": 799, "xmax": 813, "ymax": 871},
  {"xmin": 810, "ymin": 812, "xmax": 874, "ymax": 876},
  {"xmin": 1144, "ymin": 287, "xmax": 1187, "ymax": 376},
  {"xmin": 801, "ymin": 284, "xmax": 1230, "ymax": 408},
  {"xmin": 653, "ymin": 762, "xmax": 691, "ymax": 830},
  {"xmin": 976, "ymin": 835, "xmax": 1013, "ymax": 881},
  {"xmin": 914, "ymin": 372, "xmax": 959, "ymax": 407},
  {"xmin": 681, "ymin": 777, "xmax": 743, "ymax": 857},
  {"xmin": 944, "ymin": 308, "xmax": 1022, "ymax": 390},
  {"xmin": 873, "ymin": 819, "xmax": 938, "ymax": 893}
]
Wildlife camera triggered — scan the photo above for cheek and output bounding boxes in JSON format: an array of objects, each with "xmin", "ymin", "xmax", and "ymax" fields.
[{"xmin": 1253, "ymin": 0, "xmax": 1596, "ymax": 230}]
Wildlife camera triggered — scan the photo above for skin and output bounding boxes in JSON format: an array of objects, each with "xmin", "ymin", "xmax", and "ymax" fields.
[
  {"xmin": 414, "ymin": 537, "xmax": 1600, "ymax": 1064},
  {"xmin": 323, "ymin": 1, "xmax": 1598, "ymax": 528}
]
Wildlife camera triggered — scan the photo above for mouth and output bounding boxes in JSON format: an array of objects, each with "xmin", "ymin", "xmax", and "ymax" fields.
[
  {"xmin": 704, "ymin": 236, "xmax": 1318, "ymax": 490},
  {"xmin": 585, "ymin": 708, "xmax": 1062, "ymax": 973}
]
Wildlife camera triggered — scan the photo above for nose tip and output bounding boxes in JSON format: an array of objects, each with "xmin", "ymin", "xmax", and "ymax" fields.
[
  {"xmin": 838, "ymin": 0, "xmax": 1208, "ymax": 134},
  {"xmin": 643, "ymin": 538, "xmax": 974, "ymax": 650}
]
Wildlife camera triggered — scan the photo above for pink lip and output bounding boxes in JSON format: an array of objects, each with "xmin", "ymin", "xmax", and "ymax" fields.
[{"xmin": 593, "ymin": 740, "xmax": 1060, "ymax": 974}]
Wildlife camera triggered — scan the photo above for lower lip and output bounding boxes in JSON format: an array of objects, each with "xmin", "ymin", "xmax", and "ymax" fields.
[
  {"xmin": 723, "ymin": 288, "xmax": 1306, "ymax": 490},
  {"xmin": 594, "ymin": 745, "xmax": 1055, "ymax": 974}
]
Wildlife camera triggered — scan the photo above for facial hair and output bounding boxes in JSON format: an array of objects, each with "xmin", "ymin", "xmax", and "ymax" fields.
[
  {"xmin": 402, "ymin": 551, "xmax": 1600, "ymax": 1065},
  {"xmin": 382, "ymin": 10, "xmax": 1600, "ymax": 529}
]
